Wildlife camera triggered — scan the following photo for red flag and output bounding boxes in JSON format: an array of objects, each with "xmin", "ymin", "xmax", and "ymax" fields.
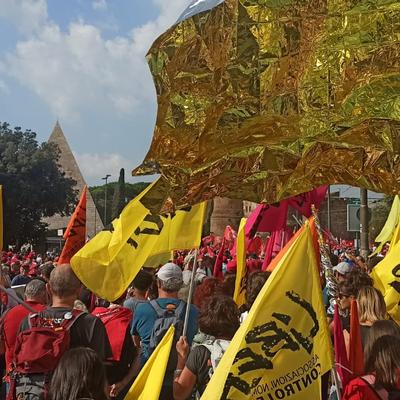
[
  {"xmin": 334, "ymin": 304, "xmax": 352, "ymax": 388},
  {"xmin": 349, "ymin": 299, "xmax": 364, "ymax": 376},
  {"xmin": 58, "ymin": 187, "xmax": 87, "ymax": 264},
  {"xmin": 262, "ymin": 228, "xmax": 293, "ymax": 271},
  {"xmin": 245, "ymin": 201, "xmax": 289, "ymax": 237},
  {"xmin": 288, "ymin": 186, "xmax": 328, "ymax": 217},
  {"xmin": 247, "ymin": 235, "xmax": 263, "ymax": 256},
  {"xmin": 213, "ymin": 238, "xmax": 226, "ymax": 279},
  {"xmin": 264, "ymin": 216, "xmax": 319, "ymax": 272}
]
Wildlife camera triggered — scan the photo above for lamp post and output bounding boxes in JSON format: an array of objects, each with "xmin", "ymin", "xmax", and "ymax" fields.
[
  {"xmin": 102, "ymin": 174, "xmax": 111, "ymax": 226},
  {"xmin": 360, "ymin": 188, "xmax": 369, "ymax": 259}
]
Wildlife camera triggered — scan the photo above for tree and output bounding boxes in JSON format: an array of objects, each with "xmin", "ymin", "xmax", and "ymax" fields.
[
  {"xmin": 0, "ymin": 122, "xmax": 77, "ymax": 247},
  {"xmin": 369, "ymin": 195, "xmax": 394, "ymax": 241},
  {"xmin": 111, "ymin": 168, "xmax": 126, "ymax": 220},
  {"xmin": 90, "ymin": 181, "xmax": 151, "ymax": 224}
]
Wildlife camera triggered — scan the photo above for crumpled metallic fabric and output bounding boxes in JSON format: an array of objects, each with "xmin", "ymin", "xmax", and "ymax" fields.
[{"xmin": 133, "ymin": 0, "xmax": 400, "ymax": 210}]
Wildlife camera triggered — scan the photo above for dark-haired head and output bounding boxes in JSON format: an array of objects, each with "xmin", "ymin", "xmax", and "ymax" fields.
[
  {"xmin": 221, "ymin": 274, "xmax": 236, "ymax": 298},
  {"xmin": 50, "ymin": 347, "xmax": 107, "ymax": 400},
  {"xmin": 132, "ymin": 269, "xmax": 153, "ymax": 293},
  {"xmin": 246, "ymin": 271, "xmax": 271, "ymax": 311},
  {"xmin": 365, "ymin": 335, "xmax": 400, "ymax": 391},
  {"xmin": 364, "ymin": 320, "xmax": 400, "ymax": 362},
  {"xmin": 345, "ymin": 268, "xmax": 373, "ymax": 293},
  {"xmin": 198, "ymin": 295, "xmax": 240, "ymax": 340},
  {"xmin": 337, "ymin": 281, "xmax": 358, "ymax": 311}
]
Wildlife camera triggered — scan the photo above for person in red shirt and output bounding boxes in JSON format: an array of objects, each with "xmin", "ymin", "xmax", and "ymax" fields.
[
  {"xmin": 0, "ymin": 279, "xmax": 47, "ymax": 378},
  {"xmin": 343, "ymin": 334, "xmax": 400, "ymax": 400}
]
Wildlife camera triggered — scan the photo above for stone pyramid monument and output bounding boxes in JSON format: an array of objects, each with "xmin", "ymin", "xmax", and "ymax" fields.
[{"xmin": 43, "ymin": 122, "xmax": 103, "ymax": 239}]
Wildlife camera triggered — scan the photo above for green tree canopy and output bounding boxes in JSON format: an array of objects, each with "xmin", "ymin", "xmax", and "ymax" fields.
[
  {"xmin": 90, "ymin": 181, "xmax": 151, "ymax": 225},
  {"xmin": 0, "ymin": 122, "xmax": 77, "ymax": 246},
  {"xmin": 111, "ymin": 168, "xmax": 126, "ymax": 220}
]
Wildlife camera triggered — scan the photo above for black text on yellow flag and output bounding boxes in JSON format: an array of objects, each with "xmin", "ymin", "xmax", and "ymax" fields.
[{"xmin": 201, "ymin": 221, "xmax": 333, "ymax": 400}]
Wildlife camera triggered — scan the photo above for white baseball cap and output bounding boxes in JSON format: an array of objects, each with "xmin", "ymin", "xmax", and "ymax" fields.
[
  {"xmin": 333, "ymin": 262, "xmax": 353, "ymax": 275},
  {"xmin": 156, "ymin": 262, "xmax": 183, "ymax": 281}
]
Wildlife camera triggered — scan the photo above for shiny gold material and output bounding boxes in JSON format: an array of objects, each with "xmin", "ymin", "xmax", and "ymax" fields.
[{"xmin": 134, "ymin": 0, "xmax": 400, "ymax": 209}]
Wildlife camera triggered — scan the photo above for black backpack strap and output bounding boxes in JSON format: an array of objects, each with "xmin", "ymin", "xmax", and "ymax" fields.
[
  {"xmin": 62, "ymin": 310, "xmax": 86, "ymax": 331},
  {"xmin": 149, "ymin": 300, "xmax": 166, "ymax": 318},
  {"xmin": 27, "ymin": 312, "xmax": 41, "ymax": 329}
]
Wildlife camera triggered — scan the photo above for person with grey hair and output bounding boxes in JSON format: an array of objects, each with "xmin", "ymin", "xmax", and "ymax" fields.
[
  {"xmin": 14, "ymin": 265, "xmax": 112, "ymax": 399},
  {"xmin": 131, "ymin": 262, "xmax": 199, "ymax": 399},
  {"xmin": 19, "ymin": 265, "xmax": 111, "ymax": 359},
  {"xmin": 1, "ymin": 279, "xmax": 47, "ymax": 385}
]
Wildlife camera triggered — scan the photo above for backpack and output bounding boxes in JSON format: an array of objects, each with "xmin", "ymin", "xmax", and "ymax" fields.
[
  {"xmin": 8, "ymin": 309, "xmax": 84, "ymax": 400},
  {"xmin": 200, "ymin": 339, "xmax": 230, "ymax": 378},
  {"xmin": 193, "ymin": 339, "xmax": 230, "ymax": 399},
  {"xmin": 148, "ymin": 300, "xmax": 186, "ymax": 373}
]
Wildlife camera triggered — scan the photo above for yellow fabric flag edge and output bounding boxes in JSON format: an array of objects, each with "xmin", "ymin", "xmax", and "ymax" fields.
[
  {"xmin": 233, "ymin": 217, "xmax": 247, "ymax": 306},
  {"xmin": 371, "ymin": 195, "xmax": 400, "ymax": 256},
  {"xmin": 108, "ymin": 179, "xmax": 159, "ymax": 260},
  {"xmin": 125, "ymin": 325, "xmax": 175, "ymax": 400}
]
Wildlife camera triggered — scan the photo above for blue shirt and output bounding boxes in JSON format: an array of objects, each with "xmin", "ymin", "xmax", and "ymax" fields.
[
  {"xmin": 131, "ymin": 298, "xmax": 198, "ymax": 365},
  {"xmin": 11, "ymin": 275, "xmax": 31, "ymax": 286}
]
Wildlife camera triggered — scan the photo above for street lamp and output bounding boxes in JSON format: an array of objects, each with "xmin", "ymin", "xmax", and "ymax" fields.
[{"xmin": 102, "ymin": 174, "xmax": 111, "ymax": 226}]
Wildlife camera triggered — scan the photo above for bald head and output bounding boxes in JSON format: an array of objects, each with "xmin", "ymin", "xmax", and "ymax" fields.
[{"xmin": 49, "ymin": 264, "xmax": 82, "ymax": 299}]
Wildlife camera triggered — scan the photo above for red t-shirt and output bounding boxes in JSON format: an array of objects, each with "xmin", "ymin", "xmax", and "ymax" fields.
[
  {"xmin": 343, "ymin": 375, "xmax": 400, "ymax": 400},
  {"xmin": 2, "ymin": 301, "xmax": 46, "ymax": 374}
]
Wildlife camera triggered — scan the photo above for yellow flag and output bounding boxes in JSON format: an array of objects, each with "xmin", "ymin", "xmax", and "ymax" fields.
[
  {"xmin": 0, "ymin": 185, "xmax": 3, "ymax": 251},
  {"xmin": 233, "ymin": 218, "xmax": 247, "ymax": 307},
  {"xmin": 125, "ymin": 325, "xmax": 174, "ymax": 400},
  {"xmin": 371, "ymin": 242, "xmax": 400, "ymax": 324},
  {"xmin": 201, "ymin": 221, "xmax": 333, "ymax": 400},
  {"xmin": 372, "ymin": 195, "xmax": 400, "ymax": 255},
  {"xmin": 71, "ymin": 182, "xmax": 206, "ymax": 301},
  {"xmin": 388, "ymin": 218, "xmax": 400, "ymax": 254}
]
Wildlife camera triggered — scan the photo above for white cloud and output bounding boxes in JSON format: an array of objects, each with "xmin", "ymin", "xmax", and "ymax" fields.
[
  {"xmin": 0, "ymin": 80, "xmax": 9, "ymax": 94},
  {"xmin": 0, "ymin": 0, "xmax": 191, "ymax": 121},
  {"xmin": 0, "ymin": 0, "xmax": 47, "ymax": 35},
  {"xmin": 92, "ymin": 0, "xmax": 107, "ymax": 11},
  {"xmin": 74, "ymin": 152, "xmax": 131, "ymax": 184}
]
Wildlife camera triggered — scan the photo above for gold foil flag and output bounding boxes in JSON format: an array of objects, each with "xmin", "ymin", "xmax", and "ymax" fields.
[{"xmin": 134, "ymin": 0, "xmax": 400, "ymax": 209}]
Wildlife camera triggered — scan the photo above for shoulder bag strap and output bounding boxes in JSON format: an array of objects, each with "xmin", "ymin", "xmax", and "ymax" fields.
[
  {"xmin": 175, "ymin": 300, "xmax": 186, "ymax": 318},
  {"xmin": 360, "ymin": 376, "xmax": 389, "ymax": 400},
  {"xmin": 65, "ymin": 310, "xmax": 87, "ymax": 331},
  {"xmin": 149, "ymin": 300, "xmax": 166, "ymax": 318}
]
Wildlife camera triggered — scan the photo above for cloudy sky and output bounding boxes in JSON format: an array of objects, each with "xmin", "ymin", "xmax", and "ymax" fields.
[
  {"xmin": 0, "ymin": 0, "xmax": 192, "ymax": 185},
  {"xmin": 0, "ymin": 0, "xmax": 383, "ymax": 201}
]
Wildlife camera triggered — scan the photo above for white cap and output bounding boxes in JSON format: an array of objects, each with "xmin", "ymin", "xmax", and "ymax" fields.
[
  {"xmin": 333, "ymin": 262, "xmax": 352, "ymax": 275},
  {"xmin": 156, "ymin": 262, "xmax": 183, "ymax": 281}
]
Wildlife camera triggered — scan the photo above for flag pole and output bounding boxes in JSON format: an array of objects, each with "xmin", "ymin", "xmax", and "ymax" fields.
[
  {"xmin": 0, "ymin": 285, "xmax": 36, "ymax": 313},
  {"xmin": 182, "ymin": 248, "xmax": 199, "ymax": 337},
  {"xmin": 311, "ymin": 205, "xmax": 341, "ymax": 399}
]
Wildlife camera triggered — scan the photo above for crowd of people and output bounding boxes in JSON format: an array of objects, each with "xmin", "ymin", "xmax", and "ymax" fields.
[{"xmin": 0, "ymin": 236, "xmax": 397, "ymax": 400}]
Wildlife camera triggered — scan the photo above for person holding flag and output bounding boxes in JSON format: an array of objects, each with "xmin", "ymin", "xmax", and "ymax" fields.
[{"xmin": 173, "ymin": 295, "xmax": 240, "ymax": 399}]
